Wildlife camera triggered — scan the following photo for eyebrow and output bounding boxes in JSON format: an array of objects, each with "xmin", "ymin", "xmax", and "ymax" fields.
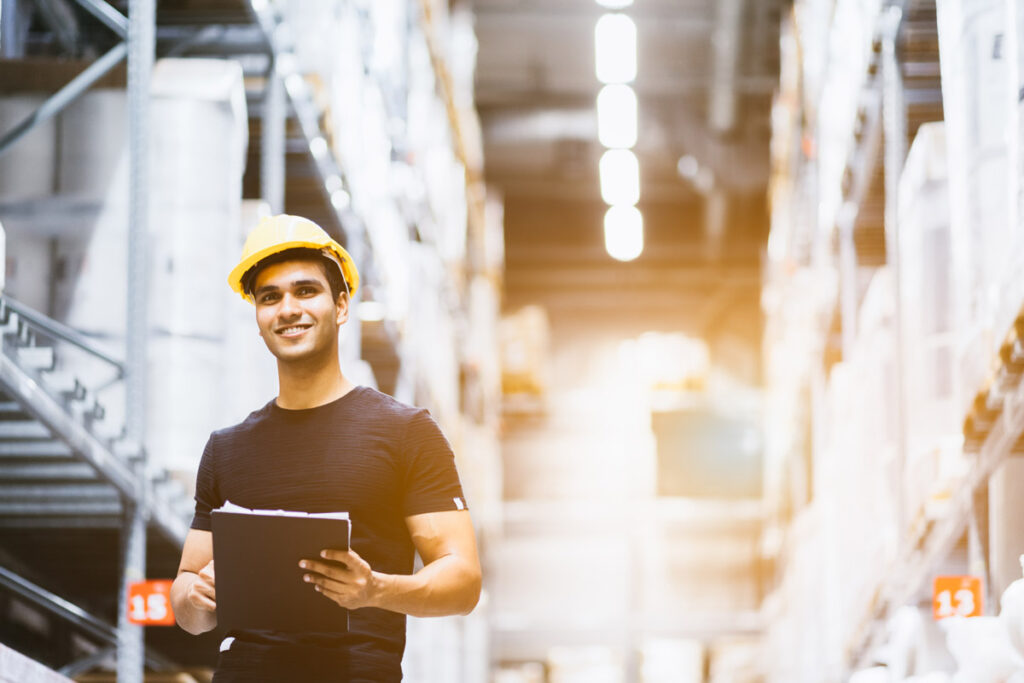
[{"xmin": 254, "ymin": 279, "xmax": 325, "ymax": 297}]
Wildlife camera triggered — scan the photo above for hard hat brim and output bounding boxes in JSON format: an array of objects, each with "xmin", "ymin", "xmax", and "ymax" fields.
[{"xmin": 227, "ymin": 239, "xmax": 359, "ymax": 301}]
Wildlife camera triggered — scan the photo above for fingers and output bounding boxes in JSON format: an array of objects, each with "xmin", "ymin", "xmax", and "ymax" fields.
[
  {"xmin": 189, "ymin": 589, "xmax": 217, "ymax": 611},
  {"xmin": 303, "ymin": 549, "xmax": 369, "ymax": 579},
  {"xmin": 187, "ymin": 576, "xmax": 217, "ymax": 612},
  {"xmin": 187, "ymin": 565, "xmax": 217, "ymax": 612},
  {"xmin": 193, "ymin": 576, "xmax": 216, "ymax": 600},
  {"xmin": 302, "ymin": 570, "xmax": 369, "ymax": 609},
  {"xmin": 318, "ymin": 548, "xmax": 359, "ymax": 564},
  {"xmin": 299, "ymin": 551, "xmax": 375, "ymax": 610},
  {"xmin": 311, "ymin": 582, "xmax": 345, "ymax": 606}
]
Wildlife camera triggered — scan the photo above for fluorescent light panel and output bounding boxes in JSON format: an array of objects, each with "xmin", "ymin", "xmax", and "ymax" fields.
[
  {"xmin": 597, "ymin": 84, "xmax": 637, "ymax": 148},
  {"xmin": 604, "ymin": 205, "xmax": 643, "ymax": 261},
  {"xmin": 596, "ymin": 0, "xmax": 633, "ymax": 7},
  {"xmin": 595, "ymin": 13, "xmax": 637, "ymax": 84},
  {"xmin": 599, "ymin": 149, "xmax": 640, "ymax": 205}
]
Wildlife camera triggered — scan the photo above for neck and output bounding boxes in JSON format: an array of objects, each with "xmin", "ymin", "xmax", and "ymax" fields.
[{"xmin": 275, "ymin": 352, "xmax": 355, "ymax": 410}]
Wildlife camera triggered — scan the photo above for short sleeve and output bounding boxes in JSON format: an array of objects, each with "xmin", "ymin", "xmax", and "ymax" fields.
[
  {"xmin": 190, "ymin": 435, "xmax": 221, "ymax": 531},
  {"xmin": 401, "ymin": 409, "xmax": 467, "ymax": 516}
]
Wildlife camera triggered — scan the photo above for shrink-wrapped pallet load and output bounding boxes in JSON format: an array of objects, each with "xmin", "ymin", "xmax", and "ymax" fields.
[
  {"xmin": 896, "ymin": 123, "xmax": 965, "ymax": 526},
  {"xmin": 936, "ymin": 0, "xmax": 1016, "ymax": 409}
]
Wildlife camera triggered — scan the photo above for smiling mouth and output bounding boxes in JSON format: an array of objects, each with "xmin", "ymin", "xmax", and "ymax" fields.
[{"xmin": 276, "ymin": 324, "xmax": 312, "ymax": 337}]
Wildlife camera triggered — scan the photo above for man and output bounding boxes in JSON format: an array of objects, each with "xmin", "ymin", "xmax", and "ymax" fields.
[{"xmin": 170, "ymin": 214, "xmax": 481, "ymax": 682}]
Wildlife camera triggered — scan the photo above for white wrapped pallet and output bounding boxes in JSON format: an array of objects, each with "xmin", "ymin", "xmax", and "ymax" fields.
[
  {"xmin": 64, "ymin": 58, "xmax": 246, "ymax": 340},
  {"xmin": 896, "ymin": 123, "xmax": 963, "ymax": 526},
  {"xmin": 0, "ymin": 95, "xmax": 57, "ymax": 201},
  {"xmin": 942, "ymin": 616, "xmax": 1024, "ymax": 682},
  {"xmin": 63, "ymin": 199, "xmax": 128, "ymax": 335},
  {"xmin": 57, "ymin": 90, "xmax": 127, "ymax": 200},
  {"xmin": 936, "ymin": 0, "xmax": 1016, "ymax": 407},
  {"xmin": 1010, "ymin": 0, "xmax": 1024, "ymax": 336},
  {"xmin": 60, "ymin": 58, "xmax": 247, "ymax": 478},
  {"xmin": 146, "ymin": 334, "xmax": 225, "ymax": 474},
  {"xmin": 1001, "ymin": 558, "xmax": 1024, "ymax": 659}
]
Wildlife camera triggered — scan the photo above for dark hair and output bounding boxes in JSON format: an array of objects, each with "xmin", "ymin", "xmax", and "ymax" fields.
[{"xmin": 242, "ymin": 247, "xmax": 348, "ymax": 302}]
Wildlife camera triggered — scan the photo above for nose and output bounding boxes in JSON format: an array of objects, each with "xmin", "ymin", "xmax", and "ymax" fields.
[{"xmin": 278, "ymin": 292, "xmax": 302, "ymax": 318}]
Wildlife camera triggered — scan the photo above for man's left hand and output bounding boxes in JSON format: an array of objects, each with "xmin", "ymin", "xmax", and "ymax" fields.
[{"xmin": 299, "ymin": 549, "xmax": 379, "ymax": 610}]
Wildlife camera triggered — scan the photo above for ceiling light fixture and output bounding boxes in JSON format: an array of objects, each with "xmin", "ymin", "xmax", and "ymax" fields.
[
  {"xmin": 599, "ymin": 149, "xmax": 640, "ymax": 206},
  {"xmin": 604, "ymin": 205, "xmax": 644, "ymax": 262},
  {"xmin": 595, "ymin": 0, "xmax": 633, "ymax": 7},
  {"xmin": 595, "ymin": 13, "xmax": 637, "ymax": 84},
  {"xmin": 597, "ymin": 84, "xmax": 638, "ymax": 149}
]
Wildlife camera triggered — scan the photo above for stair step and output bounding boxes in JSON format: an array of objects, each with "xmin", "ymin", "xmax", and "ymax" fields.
[
  {"xmin": 0, "ymin": 514, "xmax": 123, "ymax": 528},
  {"xmin": 39, "ymin": 372, "xmax": 80, "ymax": 396},
  {"xmin": 0, "ymin": 312, "xmax": 19, "ymax": 335},
  {"xmin": 16, "ymin": 346, "xmax": 55, "ymax": 371},
  {"xmin": 0, "ymin": 482, "xmax": 120, "ymax": 501},
  {"xmin": 0, "ymin": 421, "xmax": 52, "ymax": 440},
  {"xmin": 0, "ymin": 441, "xmax": 74, "ymax": 458},
  {"xmin": 0, "ymin": 401, "xmax": 27, "ymax": 418},
  {"xmin": 0, "ymin": 500, "xmax": 122, "ymax": 517},
  {"xmin": 0, "ymin": 462, "xmax": 97, "ymax": 481}
]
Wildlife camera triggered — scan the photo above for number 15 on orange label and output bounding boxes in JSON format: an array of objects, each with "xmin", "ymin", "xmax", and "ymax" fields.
[
  {"xmin": 127, "ymin": 580, "xmax": 176, "ymax": 626},
  {"xmin": 933, "ymin": 576, "xmax": 983, "ymax": 620}
]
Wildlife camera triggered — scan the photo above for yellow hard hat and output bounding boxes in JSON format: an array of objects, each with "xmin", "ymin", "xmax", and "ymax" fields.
[{"xmin": 227, "ymin": 214, "xmax": 360, "ymax": 302}]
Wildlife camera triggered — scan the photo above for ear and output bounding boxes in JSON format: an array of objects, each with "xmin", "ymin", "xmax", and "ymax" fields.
[{"xmin": 335, "ymin": 292, "xmax": 350, "ymax": 325}]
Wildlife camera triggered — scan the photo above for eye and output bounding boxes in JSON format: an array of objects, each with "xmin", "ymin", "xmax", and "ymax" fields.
[
  {"xmin": 297, "ymin": 286, "xmax": 318, "ymax": 296},
  {"xmin": 258, "ymin": 292, "xmax": 280, "ymax": 304}
]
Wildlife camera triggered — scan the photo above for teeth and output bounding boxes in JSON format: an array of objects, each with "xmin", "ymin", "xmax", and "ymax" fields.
[{"xmin": 279, "ymin": 325, "xmax": 309, "ymax": 334}]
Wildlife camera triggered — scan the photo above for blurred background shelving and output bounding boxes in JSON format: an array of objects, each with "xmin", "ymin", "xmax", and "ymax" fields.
[{"xmin": 2, "ymin": 0, "xmax": 1024, "ymax": 681}]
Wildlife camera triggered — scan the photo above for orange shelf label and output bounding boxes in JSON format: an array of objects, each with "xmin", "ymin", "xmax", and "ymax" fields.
[
  {"xmin": 933, "ymin": 575, "xmax": 983, "ymax": 620},
  {"xmin": 127, "ymin": 579, "xmax": 175, "ymax": 626}
]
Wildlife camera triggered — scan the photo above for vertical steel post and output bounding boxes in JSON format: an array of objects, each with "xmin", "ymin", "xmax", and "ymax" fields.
[
  {"xmin": 119, "ymin": 0, "xmax": 154, "ymax": 681},
  {"xmin": 0, "ymin": 0, "xmax": 24, "ymax": 58},
  {"xmin": 261, "ymin": 62, "xmax": 285, "ymax": 214},
  {"xmin": 882, "ymin": 6, "xmax": 909, "ymax": 544}
]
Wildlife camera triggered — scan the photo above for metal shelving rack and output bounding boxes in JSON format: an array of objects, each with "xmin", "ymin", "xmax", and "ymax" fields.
[
  {"xmin": 767, "ymin": 0, "xmax": 1024, "ymax": 676},
  {"xmin": 0, "ymin": 0, "xmax": 202, "ymax": 680},
  {"xmin": 0, "ymin": 0, "xmax": 498, "ymax": 679}
]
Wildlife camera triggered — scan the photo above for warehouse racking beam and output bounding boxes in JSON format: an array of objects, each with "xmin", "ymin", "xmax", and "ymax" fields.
[
  {"xmin": 73, "ymin": 0, "xmax": 128, "ymax": 37},
  {"xmin": 0, "ymin": 0, "xmax": 130, "ymax": 158},
  {"xmin": 0, "ymin": 42, "xmax": 127, "ymax": 157}
]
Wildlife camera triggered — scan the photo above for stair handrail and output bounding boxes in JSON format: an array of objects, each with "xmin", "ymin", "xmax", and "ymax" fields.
[{"xmin": 0, "ymin": 295, "xmax": 125, "ymax": 377}]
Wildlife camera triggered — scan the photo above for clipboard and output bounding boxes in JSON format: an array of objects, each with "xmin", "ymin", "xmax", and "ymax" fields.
[{"xmin": 211, "ymin": 502, "xmax": 351, "ymax": 633}]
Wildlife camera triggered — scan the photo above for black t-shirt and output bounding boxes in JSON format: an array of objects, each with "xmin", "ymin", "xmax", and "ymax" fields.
[{"xmin": 190, "ymin": 386, "xmax": 468, "ymax": 682}]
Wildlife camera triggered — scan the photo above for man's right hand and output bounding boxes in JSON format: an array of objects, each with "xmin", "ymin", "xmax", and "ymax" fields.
[{"xmin": 186, "ymin": 560, "xmax": 217, "ymax": 612}]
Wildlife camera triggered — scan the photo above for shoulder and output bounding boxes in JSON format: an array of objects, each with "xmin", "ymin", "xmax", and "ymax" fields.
[
  {"xmin": 349, "ymin": 386, "xmax": 425, "ymax": 423},
  {"xmin": 208, "ymin": 400, "xmax": 276, "ymax": 448},
  {"xmin": 347, "ymin": 387, "xmax": 444, "ymax": 442}
]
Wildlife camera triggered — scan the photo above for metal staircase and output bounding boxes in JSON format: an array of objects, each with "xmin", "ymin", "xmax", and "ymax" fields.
[{"xmin": 0, "ymin": 294, "xmax": 221, "ymax": 675}]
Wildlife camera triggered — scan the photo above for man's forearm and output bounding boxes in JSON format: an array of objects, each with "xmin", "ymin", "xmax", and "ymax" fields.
[
  {"xmin": 170, "ymin": 572, "xmax": 218, "ymax": 634},
  {"xmin": 371, "ymin": 555, "xmax": 481, "ymax": 618}
]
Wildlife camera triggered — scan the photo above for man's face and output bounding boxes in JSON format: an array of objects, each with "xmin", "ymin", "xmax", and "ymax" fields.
[{"xmin": 252, "ymin": 259, "xmax": 348, "ymax": 365}]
